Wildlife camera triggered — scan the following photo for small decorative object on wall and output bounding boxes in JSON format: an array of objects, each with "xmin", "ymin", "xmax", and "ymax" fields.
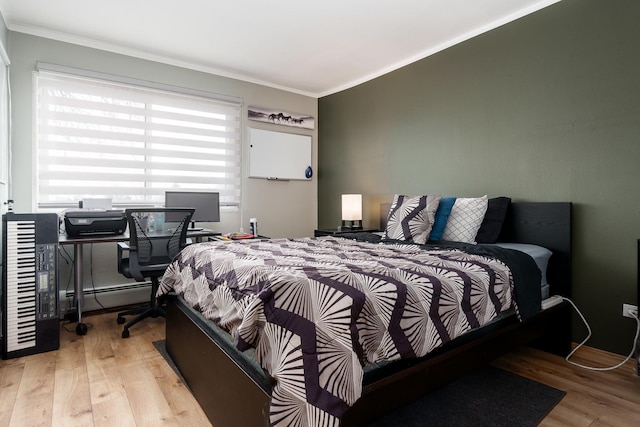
[{"xmin": 248, "ymin": 105, "xmax": 315, "ymax": 130}]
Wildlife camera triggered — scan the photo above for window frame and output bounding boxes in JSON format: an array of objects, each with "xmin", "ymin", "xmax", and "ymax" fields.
[{"xmin": 33, "ymin": 63, "xmax": 243, "ymax": 211}]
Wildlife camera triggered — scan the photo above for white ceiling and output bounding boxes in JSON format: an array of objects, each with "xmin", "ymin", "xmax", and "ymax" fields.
[{"xmin": 0, "ymin": 0, "xmax": 560, "ymax": 98}]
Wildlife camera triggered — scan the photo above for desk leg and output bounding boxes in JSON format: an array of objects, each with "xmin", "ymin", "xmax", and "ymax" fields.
[{"xmin": 73, "ymin": 243, "xmax": 88, "ymax": 335}]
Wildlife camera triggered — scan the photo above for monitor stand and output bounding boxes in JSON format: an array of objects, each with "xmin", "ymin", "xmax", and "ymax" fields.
[{"xmin": 189, "ymin": 221, "xmax": 204, "ymax": 231}]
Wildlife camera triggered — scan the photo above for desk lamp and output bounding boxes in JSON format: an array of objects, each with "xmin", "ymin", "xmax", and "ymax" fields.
[{"xmin": 341, "ymin": 194, "xmax": 363, "ymax": 230}]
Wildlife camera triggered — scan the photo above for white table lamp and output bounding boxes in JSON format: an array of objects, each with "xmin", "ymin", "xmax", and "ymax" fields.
[{"xmin": 341, "ymin": 194, "xmax": 363, "ymax": 230}]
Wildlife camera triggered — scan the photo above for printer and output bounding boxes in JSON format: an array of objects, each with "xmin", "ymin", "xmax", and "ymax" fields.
[{"xmin": 64, "ymin": 209, "xmax": 127, "ymax": 237}]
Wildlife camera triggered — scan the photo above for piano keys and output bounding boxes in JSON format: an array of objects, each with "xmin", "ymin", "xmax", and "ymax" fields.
[{"xmin": 2, "ymin": 213, "xmax": 59, "ymax": 359}]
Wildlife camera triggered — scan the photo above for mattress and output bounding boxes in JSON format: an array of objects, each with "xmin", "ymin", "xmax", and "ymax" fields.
[{"xmin": 491, "ymin": 243, "xmax": 553, "ymax": 299}]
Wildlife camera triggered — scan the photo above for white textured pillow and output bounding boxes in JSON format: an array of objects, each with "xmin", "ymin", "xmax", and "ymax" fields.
[
  {"xmin": 383, "ymin": 194, "xmax": 442, "ymax": 244},
  {"xmin": 441, "ymin": 195, "xmax": 488, "ymax": 243}
]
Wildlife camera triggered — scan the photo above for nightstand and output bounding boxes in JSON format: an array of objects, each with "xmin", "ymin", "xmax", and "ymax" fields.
[{"xmin": 314, "ymin": 228, "xmax": 379, "ymax": 237}]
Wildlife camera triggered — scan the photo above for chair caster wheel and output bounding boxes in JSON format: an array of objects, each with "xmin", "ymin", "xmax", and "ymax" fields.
[
  {"xmin": 122, "ymin": 329, "xmax": 130, "ymax": 339},
  {"xmin": 76, "ymin": 322, "xmax": 88, "ymax": 336},
  {"xmin": 117, "ymin": 316, "xmax": 125, "ymax": 324}
]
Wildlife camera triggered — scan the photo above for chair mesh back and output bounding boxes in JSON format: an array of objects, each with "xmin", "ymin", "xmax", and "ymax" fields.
[
  {"xmin": 167, "ymin": 212, "xmax": 190, "ymax": 259},
  {"xmin": 132, "ymin": 215, "xmax": 153, "ymax": 264},
  {"xmin": 126, "ymin": 208, "xmax": 194, "ymax": 267}
]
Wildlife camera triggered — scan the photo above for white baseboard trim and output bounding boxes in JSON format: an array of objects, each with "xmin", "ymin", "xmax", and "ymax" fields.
[{"xmin": 59, "ymin": 281, "xmax": 151, "ymax": 318}]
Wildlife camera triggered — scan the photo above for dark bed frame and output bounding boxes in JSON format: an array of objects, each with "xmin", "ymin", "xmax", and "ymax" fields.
[{"xmin": 165, "ymin": 202, "xmax": 572, "ymax": 427}]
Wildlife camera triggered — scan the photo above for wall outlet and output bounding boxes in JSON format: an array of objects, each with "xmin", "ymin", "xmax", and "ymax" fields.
[{"xmin": 622, "ymin": 303, "xmax": 638, "ymax": 319}]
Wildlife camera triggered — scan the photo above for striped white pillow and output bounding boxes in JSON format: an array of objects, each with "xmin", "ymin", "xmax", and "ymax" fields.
[{"xmin": 383, "ymin": 194, "xmax": 442, "ymax": 244}]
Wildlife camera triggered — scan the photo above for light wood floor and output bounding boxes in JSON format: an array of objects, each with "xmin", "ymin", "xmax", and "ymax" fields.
[{"xmin": 1, "ymin": 309, "xmax": 639, "ymax": 426}]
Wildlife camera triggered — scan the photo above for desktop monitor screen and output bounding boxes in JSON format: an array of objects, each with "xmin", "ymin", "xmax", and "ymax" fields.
[{"xmin": 164, "ymin": 191, "xmax": 220, "ymax": 225}]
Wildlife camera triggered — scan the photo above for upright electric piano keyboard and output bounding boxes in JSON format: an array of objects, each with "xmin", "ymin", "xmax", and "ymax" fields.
[{"xmin": 2, "ymin": 213, "xmax": 59, "ymax": 359}]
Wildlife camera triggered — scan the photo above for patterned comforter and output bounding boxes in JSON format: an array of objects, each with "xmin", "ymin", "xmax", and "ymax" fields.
[{"xmin": 158, "ymin": 236, "xmax": 541, "ymax": 427}]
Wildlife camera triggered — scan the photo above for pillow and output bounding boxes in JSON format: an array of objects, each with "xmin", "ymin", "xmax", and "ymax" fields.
[
  {"xmin": 475, "ymin": 197, "xmax": 511, "ymax": 244},
  {"xmin": 383, "ymin": 194, "xmax": 442, "ymax": 244},
  {"xmin": 428, "ymin": 197, "xmax": 456, "ymax": 241},
  {"xmin": 441, "ymin": 195, "xmax": 488, "ymax": 243}
]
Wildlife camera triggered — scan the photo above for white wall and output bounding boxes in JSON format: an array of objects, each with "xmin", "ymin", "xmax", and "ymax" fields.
[
  {"xmin": 6, "ymin": 31, "xmax": 318, "ymax": 311},
  {"xmin": 0, "ymin": 14, "xmax": 8, "ymax": 219},
  {"xmin": 0, "ymin": 14, "xmax": 8, "ymax": 271}
]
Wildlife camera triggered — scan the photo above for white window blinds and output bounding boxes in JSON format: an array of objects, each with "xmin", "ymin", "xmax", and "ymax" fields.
[{"xmin": 35, "ymin": 70, "xmax": 241, "ymax": 209}]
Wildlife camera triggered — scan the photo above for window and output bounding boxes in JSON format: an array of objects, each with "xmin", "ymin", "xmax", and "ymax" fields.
[{"xmin": 35, "ymin": 68, "xmax": 241, "ymax": 209}]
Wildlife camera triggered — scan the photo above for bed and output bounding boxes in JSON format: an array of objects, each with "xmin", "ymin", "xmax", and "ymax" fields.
[{"xmin": 158, "ymin": 201, "xmax": 572, "ymax": 427}]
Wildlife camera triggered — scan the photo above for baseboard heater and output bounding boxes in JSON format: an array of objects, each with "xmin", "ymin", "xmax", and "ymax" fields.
[{"xmin": 58, "ymin": 281, "xmax": 151, "ymax": 317}]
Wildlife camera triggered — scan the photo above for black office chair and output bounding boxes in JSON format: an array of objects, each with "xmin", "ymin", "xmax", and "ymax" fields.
[{"xmin": 116, "ymin": 207, "xmax": 194, "ymax": 338}]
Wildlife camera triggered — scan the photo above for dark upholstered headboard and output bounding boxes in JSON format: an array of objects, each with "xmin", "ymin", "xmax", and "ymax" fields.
[
  {"xmin": 498, "ymin": 202, "xmax": 572, "ymax": 298},
  {"xmin": 379, "ymin": 202, "xmax": 392, "ymax": 231}
]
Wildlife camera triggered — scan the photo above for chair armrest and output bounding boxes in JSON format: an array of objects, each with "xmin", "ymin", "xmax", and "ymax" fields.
[
  {"xmin": 117, "ymin": 241, "xmax": 129, "ymax": 274},
  {"xmin": 118, "ymin": 243, "xmax": 146, "ymax": 282}
]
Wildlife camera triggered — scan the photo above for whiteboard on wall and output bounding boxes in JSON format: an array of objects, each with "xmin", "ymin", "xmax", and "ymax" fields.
[{"xmin": 249, "ymin": 128, "xmax": 312, "ymax": 180}]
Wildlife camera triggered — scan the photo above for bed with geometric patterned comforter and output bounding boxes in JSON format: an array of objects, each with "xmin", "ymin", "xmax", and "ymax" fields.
[{"xmin": 157, "ymin": 235, "xmax": 542, "ymax": 427}]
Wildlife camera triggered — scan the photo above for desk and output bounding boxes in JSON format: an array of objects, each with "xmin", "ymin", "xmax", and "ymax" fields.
[{"xmin": 59, "ymin": 228, "xmax": 220, "ymax": 335}]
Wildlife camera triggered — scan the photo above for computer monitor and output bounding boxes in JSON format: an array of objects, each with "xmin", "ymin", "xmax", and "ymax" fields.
[{"xmin": 164, "ymin": 191, "xmax": 220, "ymax": 229}]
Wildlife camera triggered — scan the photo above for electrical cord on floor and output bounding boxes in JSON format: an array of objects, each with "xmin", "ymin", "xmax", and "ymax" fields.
[{"xmin": 559, "ymin": 296, "xmax": 640, "ymax": 371}]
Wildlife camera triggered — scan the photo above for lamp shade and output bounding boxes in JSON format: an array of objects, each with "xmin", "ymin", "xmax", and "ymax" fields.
[{"xmin": 342, "ymin": 194, "xmax": 362, "ymax": 221}]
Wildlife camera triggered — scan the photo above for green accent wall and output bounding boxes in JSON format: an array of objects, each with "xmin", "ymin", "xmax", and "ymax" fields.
[{"xmin": 318, "ymin": 0, "xmax": 640, "ymax": 355}]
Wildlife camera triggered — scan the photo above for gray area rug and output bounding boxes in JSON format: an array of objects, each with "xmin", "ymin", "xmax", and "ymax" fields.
[
  {"xmin": 153, "ymin": 340, "xmax": 565, "ymax": 426},
  {"xmin": 368, "ymin": 364, "xmax": 565, "ymax": 427}
]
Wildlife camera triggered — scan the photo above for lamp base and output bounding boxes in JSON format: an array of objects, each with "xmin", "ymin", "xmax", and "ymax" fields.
[{"xmin": 340, "ymin": 220, "xmax": 363, "ymax": 231}]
